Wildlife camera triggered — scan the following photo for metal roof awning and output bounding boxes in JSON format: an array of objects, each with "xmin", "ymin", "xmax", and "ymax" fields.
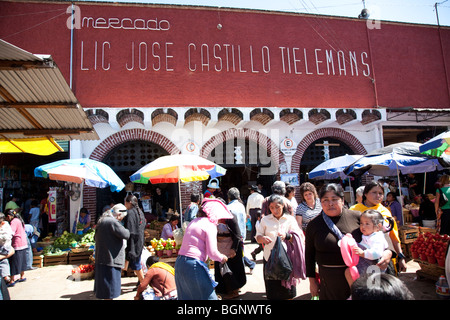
[{"xmin": 0, "ymin": 39, "xmax": 99, "ymax": 145}]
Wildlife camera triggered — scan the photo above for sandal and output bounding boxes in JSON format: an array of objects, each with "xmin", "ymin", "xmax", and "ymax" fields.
[{"xmin": 17, "ymin": 278, "xmax": 26, "ymax": 282}]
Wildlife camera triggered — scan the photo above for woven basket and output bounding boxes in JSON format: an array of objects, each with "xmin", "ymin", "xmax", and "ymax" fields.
[{"xmin": 72, "ymin": 270, "xmax": 95, "ymax": 281}]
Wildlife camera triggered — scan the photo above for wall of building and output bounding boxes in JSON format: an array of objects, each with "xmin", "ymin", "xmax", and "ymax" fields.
[
  {"xmin": 1, "ymin": 0, "xmax": 449, "ymax": 218},
  {"xmin": 1, "ymin": 1, "xmax": 449, "ymax": 110}
]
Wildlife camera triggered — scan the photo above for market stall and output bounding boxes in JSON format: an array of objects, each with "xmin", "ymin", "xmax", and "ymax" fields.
[{"xmin": 32, "ymin": 218, "xmax": 185, "ymax": 280}]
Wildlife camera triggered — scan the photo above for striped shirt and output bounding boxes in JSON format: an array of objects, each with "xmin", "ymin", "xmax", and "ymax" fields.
[{"xmin": 295, "ymin": 198, "xmax": 322, "ymax": 232}]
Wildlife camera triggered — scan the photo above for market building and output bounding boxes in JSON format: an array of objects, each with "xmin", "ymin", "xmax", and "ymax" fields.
[{"xmin": 0, "ymin": 0, "xmax": 449, "ymax": 228}]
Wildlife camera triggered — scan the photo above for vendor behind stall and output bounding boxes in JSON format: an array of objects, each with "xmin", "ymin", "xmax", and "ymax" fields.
[
  {"xmin": 78, "ymin": 208, "xmax": 91, "ymax": 233},
  {"xmin": 153, "ymin": 187, "xmax": 169, "ymax": 222},
  {"xmin": 161, "ymin": 214, "xmax": 179, "ymax": 240}
]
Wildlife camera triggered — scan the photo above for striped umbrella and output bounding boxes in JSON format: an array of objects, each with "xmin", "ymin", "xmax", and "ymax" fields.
[
  {"xmin": 130, "ymin": 154, "xmax": 226, "ymax": 223},
  {"xmin": 419, "ymin": 130, "xmax": 450, "ymax": 159}
]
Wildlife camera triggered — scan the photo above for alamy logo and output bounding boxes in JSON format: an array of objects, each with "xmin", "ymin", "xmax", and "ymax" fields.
[{"xmin": 66, "ymin": 5, "xmax": 81, "ymax": 30}]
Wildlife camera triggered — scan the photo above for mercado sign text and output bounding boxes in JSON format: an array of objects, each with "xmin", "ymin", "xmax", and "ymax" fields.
[
  {"xmin": 79, "ymin": 40, "xmax": 371, "ymax": 77},
  {"xmin": 76, "ymin": 10, "xmax": 371, "ymax": 77}
]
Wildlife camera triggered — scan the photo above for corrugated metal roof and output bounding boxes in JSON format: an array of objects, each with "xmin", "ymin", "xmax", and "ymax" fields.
[
  {"xmin": 0, "ymin": 40, "xmax": 42, "ymax": 62},
  {"xmin": 0, "ymin": 39, "xmax": 99, "ymax": 141}
]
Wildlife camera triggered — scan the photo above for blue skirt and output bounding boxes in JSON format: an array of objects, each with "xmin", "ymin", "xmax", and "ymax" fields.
[
  {"xmin": 94, "ymin": 264, "xmax": 122, "ymax": 299},
  {"xmin": 9, "ymin": 249, "xmax": 27, "ymax": 276},
  {"xmin": 175, "ymin": 255, "xmax": 218, "ymax": 300}
]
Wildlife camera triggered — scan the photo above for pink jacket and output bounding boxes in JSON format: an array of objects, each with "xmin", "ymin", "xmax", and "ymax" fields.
[
  {"xmin": 10, "ymin": 218, "xmax": 28, "ymax": 250},
  {"xmin": 178, "ymin": 217, "xmax": 224, "ymax": 263}
]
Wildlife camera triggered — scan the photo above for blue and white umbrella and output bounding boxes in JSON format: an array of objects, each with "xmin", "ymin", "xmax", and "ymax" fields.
[
  {"xmin": 35, "ymin": 158, "xmax": 125, "ymax": 192},
  {"xmin": 35, "ymin": 158, "xmax": 125, "ymax": 233},
  {"xmin": 309, "ymin": 154, "xmax": 362, "ymax": 180},
  {"xmin": 344, "ymin": 142, "xmax": 449, "ymax": 177}
]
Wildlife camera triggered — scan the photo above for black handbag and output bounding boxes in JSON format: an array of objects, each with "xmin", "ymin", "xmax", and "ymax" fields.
[
  {"xmin": 439, "ymin": 188, "xmax": 448, "ymax": 207},
  {"xmin": 264, "ymin": 236, "xmax": 293, "ymax": 281}
]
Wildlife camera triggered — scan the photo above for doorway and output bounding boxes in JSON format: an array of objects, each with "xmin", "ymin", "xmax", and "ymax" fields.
[
  {"xmin": 207, "ymin": 138, "xmax": 275, "ymax": 203},
  {"xmin": 97, "ymin": 140, "xmax": 180, "ymax": 220}
]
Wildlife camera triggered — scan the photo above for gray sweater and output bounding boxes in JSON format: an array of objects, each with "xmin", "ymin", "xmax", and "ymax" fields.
[{"xmin": 95, "ymin": 216, "xmax": 130, "ymax": 269}]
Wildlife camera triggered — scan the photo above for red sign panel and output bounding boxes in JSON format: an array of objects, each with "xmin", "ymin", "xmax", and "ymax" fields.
[{"xmin": 0, "ymin": 2, "xmax": 449, "ymax": 109}]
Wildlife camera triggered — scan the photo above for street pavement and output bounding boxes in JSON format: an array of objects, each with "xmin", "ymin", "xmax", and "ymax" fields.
[{"xmin": 4, "ymin": 242, "xmax": 444, "ymax": 301}]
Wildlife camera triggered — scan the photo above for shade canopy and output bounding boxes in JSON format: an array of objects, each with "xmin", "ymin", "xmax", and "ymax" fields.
[
  {"xmin": 344, "ymin": 142, "xmax": 449, "ymax": 177},
  {"xmin": 0, "ymin": 39, "xmax": 98, "ymax": 141},
  {"xmin": 309, "ymin": 154, "xmax": 362, "ymax": 180},
  {"xmin": 419, "ymin": 130, "xmax": 450, "ymax": 159},
  {"xmin": 0, "ymin": 137, "xmax": 63, "ymax": 155},
  {"xmin": 35, "ymin": 158, "xmax": 125, "ymax": 192},
  {"xmin": 130, "ymin": 154, "xmax": 226, "ymax": 184}
]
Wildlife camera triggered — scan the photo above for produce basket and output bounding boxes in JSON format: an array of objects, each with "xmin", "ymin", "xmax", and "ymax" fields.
[
  {"xmin": 71, "ymin": 264, "xmax": 95, "ymax": 281},
  {"xmin": 33, "ymin": 255, "xmax": 43, "ymax": 268},
  {"xmin": 414, "ymin": 259, "xmax": 446, "ymax": 281},
  {"xmin": 71, "ymin": 247, "xmax": 90, "ymax": 253},
  {"xmin": 72, "ymin": 270, "xmax": 94, "ymax": 281}
]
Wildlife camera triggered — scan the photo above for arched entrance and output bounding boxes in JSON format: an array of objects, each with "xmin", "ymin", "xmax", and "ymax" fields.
[
  {"xmin": 97, "ymin": 141, "xmax": 175, "ymax": 220},
  {"xmin": 289, "ymin": 128, "xmax": 367, "ymax": 198},
  {"xmin": 292, "ymin": 128, "xmax": 367, "ymax": 176},
  {"xmin": 86, "ymin": 129, "xmax": 180, "ymax": 220},
  {"xmin": 300, "ymin": 137, "xmax": 354, "ymax": 182},
  {"xmin": 202, "ymin": 128, "xmax": 283, "ymax": 200}
]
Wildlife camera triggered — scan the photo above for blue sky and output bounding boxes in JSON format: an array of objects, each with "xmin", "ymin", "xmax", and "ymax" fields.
[{"xmin": 81, "ymin": 0, "xmax": 450, "ymax": 26}]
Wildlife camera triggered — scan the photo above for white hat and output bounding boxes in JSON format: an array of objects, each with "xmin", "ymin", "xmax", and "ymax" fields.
[
  {"xmin": 111, "ymin": 203, "xmax": 128, "ymax": 218},
  {"xmin": 207, "ymin": 178, "xmax": 220, "ymax": 189}
]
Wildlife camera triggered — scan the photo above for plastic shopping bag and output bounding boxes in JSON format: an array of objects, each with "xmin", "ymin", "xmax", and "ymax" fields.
[
  {"xmin": 220, "ymin": 262, "xmax": 233, "ymax": 277},
  {"xmin": 264, "ymin": 236, "xmax": 293, "ymax": 281}
]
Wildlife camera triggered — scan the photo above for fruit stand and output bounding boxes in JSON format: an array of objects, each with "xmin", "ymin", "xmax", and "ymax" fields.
[
  {"xmin": 34, "ymin": 229, "xmax": 95, "ymax": 268},
  {"xmin": 32, "ymin": 221, "xmax": 184, "ymax": 279}
]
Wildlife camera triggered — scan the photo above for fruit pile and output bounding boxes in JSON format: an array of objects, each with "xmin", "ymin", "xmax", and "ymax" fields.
[
  {"xmin": 150, "ymin": 238, "xmax": 178, "ymax": 251},
  {"xmin": 411, "ymin": 232, "xmax": 449, "ymax": 267},
  {"xmin": 149, "ymin": 238, "xmax": 181, "ymax": 257},
  {"xmin": 53, "ymin": 229, "xmax": 95, "ymax": 250},
  {"xmin": 42, "ymin": 246, "xmax": 64, "ymax": 256}
]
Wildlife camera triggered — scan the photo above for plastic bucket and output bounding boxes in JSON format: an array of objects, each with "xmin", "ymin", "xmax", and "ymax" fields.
[{"xmin": 422, "ymin": 220, "xmax": 436, "ymax": 228}]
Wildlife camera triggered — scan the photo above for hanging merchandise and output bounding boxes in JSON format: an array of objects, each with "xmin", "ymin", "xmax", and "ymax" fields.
[{"xmin": 48, "ymin": 189, "xmax": 57, "ymax": 223}]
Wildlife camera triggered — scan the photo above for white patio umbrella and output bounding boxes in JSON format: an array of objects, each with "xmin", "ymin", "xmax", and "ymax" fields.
[{"xmin": 308, "ymin": 154, "xmax": 363, "ymax": 180}]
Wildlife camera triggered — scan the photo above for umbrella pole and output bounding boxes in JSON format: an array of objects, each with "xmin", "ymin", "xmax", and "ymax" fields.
[
  {"xmin": 423, "ymin": 172, "xmax": 427, "ymax": 194},
  {"xmin": 395, "ymin": 163, "xmax": 405, "ymax": 226},
  {"xmin": 72, "ymin": 183, "xmax": 83, "ymax": 233}
]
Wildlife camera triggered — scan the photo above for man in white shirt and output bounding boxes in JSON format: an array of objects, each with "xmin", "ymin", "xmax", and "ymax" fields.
[{"xmin": 246, "ymin": 185, "xmax": 264, "ymax": 243}]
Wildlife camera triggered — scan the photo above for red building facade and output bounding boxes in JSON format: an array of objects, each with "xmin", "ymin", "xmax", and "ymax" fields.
[{"xmin": 1, "ymin": 0, "xmax": 449, "ymax": 217}]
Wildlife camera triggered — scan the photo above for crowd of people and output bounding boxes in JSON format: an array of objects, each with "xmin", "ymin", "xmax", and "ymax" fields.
[
  {"xmin": 0, "ymin": 207, "xmax": 40, "ymax": 299},
  {"xmin": 132, "ymin": 174, "xmax": 449, "ymax": 300},
  {"xmin": 1, "ymin": 173, "xmax": 449, "ymax": 301}
]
